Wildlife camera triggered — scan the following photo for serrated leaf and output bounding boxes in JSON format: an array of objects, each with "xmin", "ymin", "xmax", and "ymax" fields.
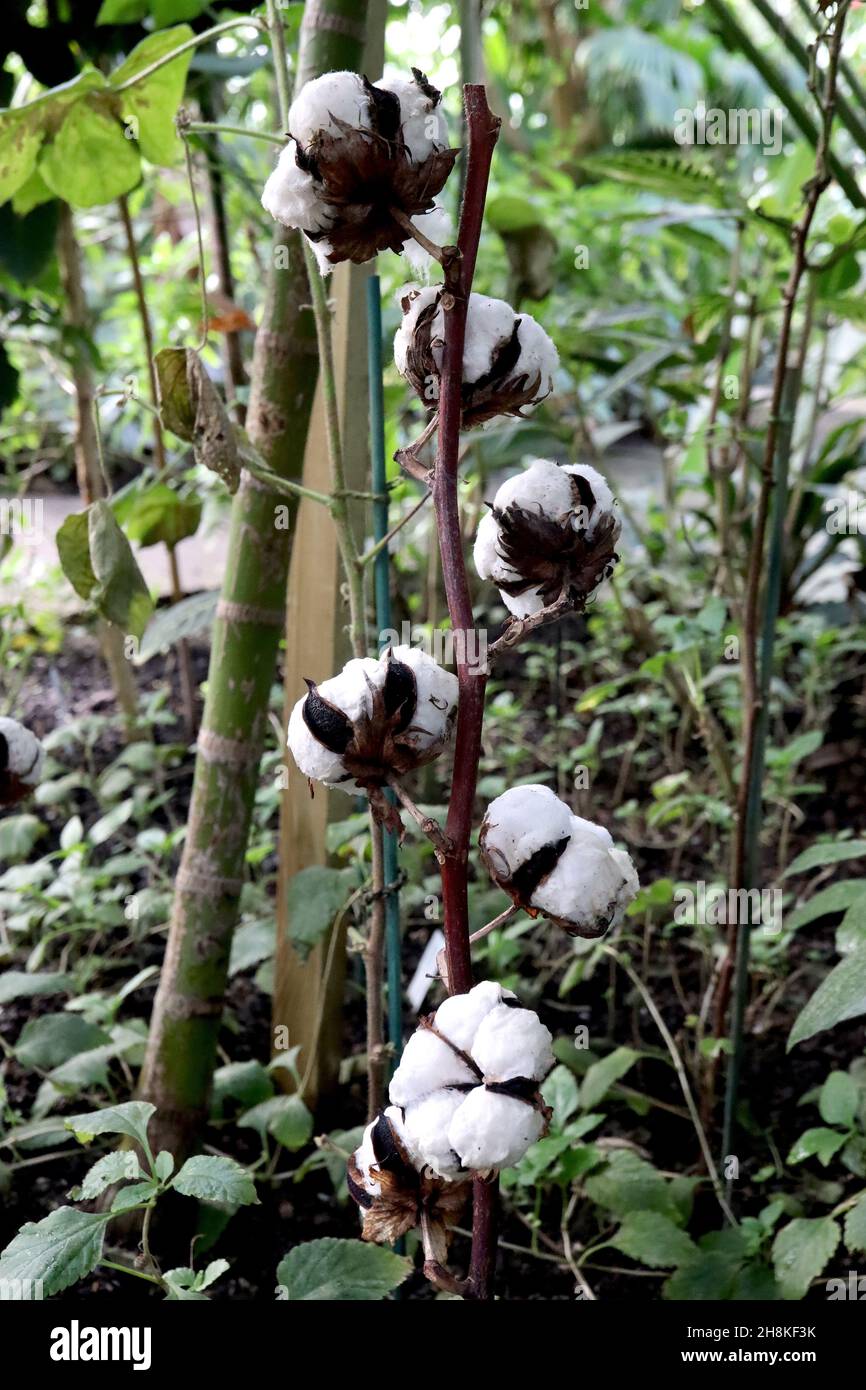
[
  {"xmin": 286, "ymin": 865, "xmax": 353, "ymax": 962},
  {"xmin": 171, "ymin": 1155, "xmax": 258, "ymax": 1206},
  {"xmin": 212, "ymin": 1060, "xmax": 274, "ymax": 1115},
  {"xmin": 580, "ymin": 1046, "xmax": 640, "ymax": 1109},
  {"xmin": 70, "ymin": 1149, "xmax": 142, "ymax": 1200},
  {"xmin": 540, "ymin": 1064, "xmax": 580, "ymax": 1127},
  {"xmin": 276, "ymin": 1238, "xmax": 410, "ymax": 1301},
  {"xmin": 15, "ymin": 1014, "xmax": 109, "ymax": 1070},
  {"xmin": 610, "ymin": 1211, "xmax": 698, "ymax": 1268},
  {"xmin": 65, "ymin": 1100, "xmax": 155, "ymax": 1152},
  {"xmin": 787, "ymin": 1128, "xmax": 847, "ymax": 1167},
  {"xmin": 788, "ymin": 881, "xmax": 866, "ymax": 931},
  {"xmin": 584, "ymin": 1149, "xmax": 681, "ymax": 1222},
  {"xmin": 239, "ymin": 1094, "xmax": 313, "ymax": 1152},
  {"xmin": 663, "ymin": 1249, "xmax": 742, "ymax": 1301},
  {"xmin": 772, "ymin": 1217, "xmax": 840, "ymax": 1299},
  {"xmin": 0, "ymin": 1206, "xmax": 111, "ymax": 1295},
  {"xmin": 788, "ymin": 948, "xmax": 866, "ymax": 1049}
]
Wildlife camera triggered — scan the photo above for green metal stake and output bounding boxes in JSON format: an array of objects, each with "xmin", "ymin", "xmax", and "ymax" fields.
[{"xmin": 367, "ymin": 271, "xmax": 403, "ymax": 1068}]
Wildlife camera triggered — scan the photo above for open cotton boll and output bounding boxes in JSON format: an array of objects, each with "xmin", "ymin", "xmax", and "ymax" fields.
[
  {"xmin": 433, "ymin": 980, "xmax": 516, "ymax": 1053},
  {"xmin": 480, "ymin": 784, "xmax": 574, "ymax": 881},
  {"xmin": 389, "ymin": 643, "xmax": 457, "ymax": 751},
  {"xmin": 393, "ymin": 283, "xmax": 436, "ymax": 376},
  {"xmin": 288, "ymin": 71, "xmax": 371, "ymax": 144},
  {"xmin": 0, "ymin": 715, "xmax": 44, "ymax": 806},
  {"xmin": 493, "ymin": 458, "xmax": 575, "ymax": 520},
  {"xmin": 448, "ymin": 1088, "xmax": 545, "ymax": 1172},
  {"xmin": 287, "ymin": 697, "xmax": 353, "ymax": 790},
  {"xmin": 513, "ymin": 315, "xmax": 559, "ymax": 398},
  {"xmin": 389, "ymin": 1026, "xmax": 478, "ymax": 1107},
  {"xmin": 472, "ymin": 1004, "xmax": 554, "ymax": 1084},
  {"xmin": 402, "ymin": 1089, "xmax": 466, "ymax": 1178},
  {"xmin": 261, "ymin": 140, "xmax": 333, "ymax": 234},
  {"xmin": 530, "ymin": 821, "xmax": 639, "ymax": 936},
  {"xmin": 377, "ymin": 72, "xmax": 449, "ymax": 161},
  {"xmin": 457, "ymin": 294, "xmax": 520, "ymax": 384}
]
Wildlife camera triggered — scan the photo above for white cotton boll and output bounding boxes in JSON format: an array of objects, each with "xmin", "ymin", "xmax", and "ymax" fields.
[
  {"xmin": 376, "ymin": 73, "xmax": 449, "ymax": 161},
  {"xmin": 0, "ymin": 717, "xmax": 43, "ymax": 786},
  {"xmin": 401, "ymin": 205, "xmax": 452, "ymax": 278},
  {"xmin": 433, "ymin": 980, "xmax": 516, "ymax": 1053},
  {"xmin": 493, "ymin": 458, "xmax": 574, "ymax": 521},
  {"xmin": 562, "ymin": 463, "xmax": 616, "ymax": 535},
  {"xmin": 390, "ymin": 644, "xmax": 457, "ymax": 751},
  {"xmin": 393, "ymin": 283, "xmax": 437, "ymax": 375},
  {"xmin": 448, "ymin": 1087, "xmax": 544, "ymax": 1172},
  {"xmin": 317, "ymin": 657, "xmax": 382, "ymax": 724},
  {"xmin": 261, "ymin": 141, "xmax": 332, "ymax": 234},
  {"xmin": 286, "ymin": 696, "xmax": 350, "ymax": 789},
  {"xmin": 482, "ymin": 784, "xmax": 574, "ymax": 880},
  {"xmin": 457, "ymin": 294, "xmax": 519, "ymax": 385},
  {"xmin": 354, "ymin": 1119, "xmax": 383, "ymax": 1196},
  {"xmin": 306, "ymin": 235, "xmax": 335, "ymax": 277},
  {"xmin": 289, "ymin": 71, "xmax": 371, "ymax": 144},
  {"xmin": 471, "ymin": 1004, "xmax": 554, "ymax": 1083},
  {"xmin": 402, "ymin": 1089, "xmax": 466, "ymax": 1178},
  {"xmin": 389, "ymin": 1026, "xmax": 477, "ymax": 1107},
  {"xmin": 500, "ymin": 586, "xmax": 545, "ymax": 620},
  {"xmin": 530, "ymin": 819, "xmax": 639, "ymax": 934},
  {"xmin": 512, "ymin": 316, "xmax": 558, "ymax": 398}
]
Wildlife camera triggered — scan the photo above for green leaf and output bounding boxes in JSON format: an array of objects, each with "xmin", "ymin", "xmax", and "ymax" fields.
[
  {"xmin": 0, "ymin": 110, "xmax": 43, "ymax": 206},
  {"xmin": 212, "ymin": 1060, "xmax": 274, "ymax": 1114},
  {"xmin": 111, "ymin": 26, "xmax": 195, "ymax": 165},
  {"xmin": 610, "ymin": 1211, "xmax": 698, "ymax": 1268},
  {"xmin": 784, "ymin": 840, "xmax": 866, "ymax": 877},
  {"xmin": 772, "ymin": 1217, "xmax": 840, "ymax": 1299},
  {"xmin": 787, "ymin": 1128, "xmax": 847, "ymax": 1167},
  {"xmin": 819, "ymin": 1071, "xmax": 859, "ymax": 1128},
  {"xmin": 0, "ymin": 1206, "xmax": 111, "ymax": 1295},
  {"xmin": 136, "ymin": 589, "xmax": 219, "ymax": 664},
  {"xmin": 15, "ymin": 1014, "xmax": 109, "ymax": 1070},
  {"xmin": 39, "ymin": 99, "xmax": 140, "ymax": 207},
  {"xmin": 113, "ymin": 481, "xmax": 202, "ymax": 548},
  {"xmin": 96, "ymin": 0, "xmax": 150, "ymax": 22},
  {"xmin": 0, "ymin": 813, "xmax": 45, "ymax": 860},
  {"xmin": 787, "ymin": 881, "xmax": 866, "ymax": 931},
  {"xmin": 171, "ymin": 1155, "xmax": 259, "ymax": 1206},
  {"xmin": 239, "ymin": 1094, "xmax": 313, "ymax": 1152},
  {"xmin": 70, "ymin": 1150, "xmax": 142, "ymax": 1200},
  {"xmin": 111, "ymin": 1180, "xmax": 159, "ymax": 1212},
  {"xmin": 65, "ymin": 1100, "xmax": 156, "ymax": 1152},
  {"xmin": 663, "ymin": 1249, "xmax": 742, "ymax": 1301},
  {"xmin": 843, "ymin": 1195, "xmax": 866, "ymax": 1254},
  {"xmin": 276, "ymin": 1238, "xmax": 410, "ymax": 1301},
  {"xmin": 584, "ymin": 1149, "xmax": 682, "ymax": 1222},
  {"xmin": 579, "ymin": 151, "xmax": 736, "ymax": 208},
  {"xmin": 540, "ymin": 1064, "xmax": 580, "ymax": 1127},
  {"xmin": 286, "ymin": 865, "xmax": 353, "ymax": 962},
  {"xmin": 0, "ymin": 971, "xmax": 68, "ymax": 1005},
  {"xmin": 58, "ymin": 501, "xmax": 153, "ymax": 639},
  {"xmin": 788, "ymin": 947, "xmax": 866, "ymax": 1049},
  {"xmin": 88, "ymin": 797, "xmax": 135, "ymax": 846},
  {"xmin": 580, "ymin": 1046, "xmax": 640, "ymax": 1110},
  {"xmin": 154, "ymin": 348, "xmax": 240, "ymax": 490},
  {"xmin": 0, "ymin": 201, "xmax": 59, "ymax": 284}
]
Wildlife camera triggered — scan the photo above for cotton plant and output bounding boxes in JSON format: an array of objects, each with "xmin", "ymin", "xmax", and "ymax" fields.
[
  {"xmin": 261, "ymin": 68, "xmax": 456, "ymax": 276},
  {"xmin": 480, "ymin": 784, "xmax": 639, "ymax": 938},
  {"xmin": 0, "ymin": 716, "xmax": 44, "ymax": 806},
  {"xmin": 394, "ymin": 285, "xmax": 559, "ymax": 424},
  {"xmin": 348, "ymin": 982, "xmax": 553, "ymax": 1266},
  {"xmin": 473, "ymin": 458, "xmax": 621, "ymax": 620}
]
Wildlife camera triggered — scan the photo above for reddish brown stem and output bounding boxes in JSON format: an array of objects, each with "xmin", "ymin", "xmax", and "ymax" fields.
[{"xmin": 430, "ymin": 83, "xmax": 501, "ymax": 1299}]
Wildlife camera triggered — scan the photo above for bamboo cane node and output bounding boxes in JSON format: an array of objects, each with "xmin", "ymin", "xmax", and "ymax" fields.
[
  {"xmin": 304, "ymin": 0, "xmax": 367, "ymax": 42},
  {"xmin": 216, "ymin": 597, "xmax": 285, "ymax": 627},
  {"xmin": 197, "ymin": 727, "xmax": 262, "ymax": 768},
  {"xmin": 176, "ymin": 863, "xmax": 244, "ymax": 898},
  {"xmin": 160, "ymin": 991, "xmax": 224, "ymax": 1021}
]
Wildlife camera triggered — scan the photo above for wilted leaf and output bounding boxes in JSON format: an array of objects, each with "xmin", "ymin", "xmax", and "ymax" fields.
[{"xmin": 154, "ymin": 348, "xmax": 240, "ymax": 491}]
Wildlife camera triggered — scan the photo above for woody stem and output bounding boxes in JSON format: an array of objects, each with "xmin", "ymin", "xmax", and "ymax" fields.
[
  {"xmin": 388, "ymin": 206, "xmax": 450, "ymax": 264},
  {"xmin": 385, "ymin": 775, "xmax": 452, "ymax": 861}
]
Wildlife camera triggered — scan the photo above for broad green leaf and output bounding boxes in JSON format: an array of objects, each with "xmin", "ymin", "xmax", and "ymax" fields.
[
  {"xmin": 286, "ymin": 865, "xmax": 353, "ymax": 962},
  {"xmin": 276, "ymin": 1238, "xmax": 410, "ymax": 1301},
  {"xmin": 171, "ymin": 1155, "xmax": 258, "ymax": 1206},
  {"xmin": 663, "ymin": 1249, "xmax": 742, "ymax": 1301},
  {"xmin": 65, "ymin": 1100, "xmax": 156, "ymax": 1152},
  {"xmin": 39, "ymin": 99, "xmax": 140, "ymax": 207},
  {"xmin": 788, "ymin": 947, "xmax": 866, "ymax": 1049},
  {"xmin": 784, "ymin": 841, "xmax": 866, "ymax": 878},
  {"xmin": 0, "ymin": 1206, "xmax": 111, "ymax": 1295},
  {"xmin": 212, "ymin": 1060, "xmax": 274, "ymax": 1114},
  {"xmin": 113, "ymin": 481, "xmax": 201, "ymax": 548},
  {"xmin": 0, "ymin": 110, "xmax": 43, "ymax": 205},
  {"xmin": 151, "ymin": 3, "xmax": 207, "ymax": 30},
  {"xmin": 15, "ymin": 1014, "xmax": 109, "ymax": 1070},
  {"xmin": 0, "ymin": 813, "xmax": 45, "ymax": 860},
  {"xmin": 154, "ymin": 1150, "xmax": 175, "ymax": 1182},
  {"xmin": 787, "ymin": 881, "xmax": 866, "ymax": 931},
  {"xmin": 772, "ymin": 1218, "xmax": 840, "ymax": 1299},
  {"xmin": 0, "ymin": 971, "xmax": 68, "ymax": 1005},
  {"xmin": 584, "ymin": 1149, "xmax": 682, "ymax": 1222},
  {"xmin": 96, "ymin": 0, "xmax": 149, "ymax": 21},
  {"xmin": 56, "ymin": 510, "xmax": 96, "ymax": 601},
  {"xmin": 0, "ymin": 200, "xmax": 59, "ymax": 284},
  {"xmin": 239, "ymin": 1094, "xmax": 313, "ymax": 1152},
  {"xmin": 787, "ymin": 1128, "xmax": 847, "ymax": 1167},
  {"xmin": 136, "ymin": 589, "xmax": 219, "ymax": 664},
  {"xmin": 819, "ymin": 1071, "xmax": 859, "ymax": 1128},
  {"xmin": 843, "ymin": 1195, "xmax": 866, "ymax": 1254},
  {"xmin": 610, "ymin": 1211, "xmax": 698, "ymax": 1268},
  {"xmin": 580, "ymin": 1046, "xmax": 640, "ymax": 1110},
  {"xmin": 88, "ymin": 797, "xmax": 135, "ymax": 846},
  {"xmin": 111, "ymin": 27, "xmax": 194, "ymax": 165},
  {"xmin": 229, "ymin": 920, "xmax": 274, "ymax": 976},
  {"xmin": 11, "ymin": 167, "xmax": 54, "ymax": 216},
  {"xmin": 111, "ymin": 1180, "xmax": 159, "ymax": 1212},
  {"xmin": 540, "ymin": 1064, "xmax": 580, "ymax": 1127},
  {"xmin": 579, "ymin": 151, "xmax": 736, "ymax": 208},
  {"xmin": 69, "ymin": 1149, "xmax": 142, "ymax": 1200}
]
